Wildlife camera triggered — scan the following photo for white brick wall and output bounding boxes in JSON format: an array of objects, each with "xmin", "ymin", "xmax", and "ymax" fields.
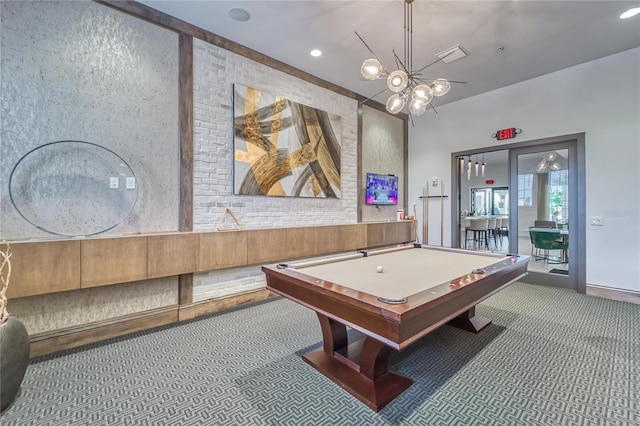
[
  {"xmin": 192, "ymin": 39, "xmax": 359, "ymax": 301},
  {"xmin": 193, "ymin": 266, "xmax": 267, "ymax": 301}
]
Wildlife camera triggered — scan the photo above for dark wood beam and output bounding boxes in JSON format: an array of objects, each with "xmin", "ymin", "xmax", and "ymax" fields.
[{"xmin": 179, "ymin": 33, "xmax": 194, "ymax": 233}]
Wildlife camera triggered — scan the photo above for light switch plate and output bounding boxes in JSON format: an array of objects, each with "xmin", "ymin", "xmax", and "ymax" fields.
[
  {"xmin": 591, "ymin": 216, "xmax": 603, "ymax": 226},
  {"xmin": 126, "ymin": 177, "xmax": 136, "ymax": 189}
]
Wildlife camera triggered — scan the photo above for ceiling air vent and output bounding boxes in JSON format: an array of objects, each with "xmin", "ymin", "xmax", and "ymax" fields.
[{"xmin": 436, "ymin": 45, "xmax": 468, "ymax": 64}]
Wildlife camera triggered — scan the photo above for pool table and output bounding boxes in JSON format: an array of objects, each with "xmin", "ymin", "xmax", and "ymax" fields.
[{"xmin": 262, "ymin": 244, "xmax": 529, "ymax": 411}]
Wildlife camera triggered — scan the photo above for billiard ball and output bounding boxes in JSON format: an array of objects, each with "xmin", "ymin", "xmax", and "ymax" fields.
[{"xmin": 376, "ymin": 266, "xmax": 383, "ymax": 273}]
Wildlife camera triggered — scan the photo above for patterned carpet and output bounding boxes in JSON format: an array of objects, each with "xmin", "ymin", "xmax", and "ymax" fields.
[{"xmin": 1, "ymin": 283, "xmax": 638, "ymax": 425}]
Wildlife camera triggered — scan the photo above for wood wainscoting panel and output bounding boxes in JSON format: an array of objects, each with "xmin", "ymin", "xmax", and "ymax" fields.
[
  {"xmin": 399, "ymin": 220, "xmax": 417, "ymax": 243},
  {"xmin": 247, "ymin": 228, "xmax": 290, "ymax": 265},
  {"xmin": 81, "ymin": 236, "xmax": 148, "ymax": 288},
  {"xmin": 366, "ymin": 222, "xmax": 399, "ymax": 248},
  {"xmin": 148, "ymin": 233, "xmax": 198, "ymax": 278},
  {"xmin": 365, "ymin": 221, "xmax": 416, "ymax": 249},
  {"xmin": 316, "ymin": 224, "xmax": 367, "ymax": 254},
  {"xmin": 4, "ymin": 240, "xmax": 81, "ymax": 298},
  {"xmin": 286, "ymin": 227, "xmax": 318, "ymax": 259},
  {"xmin": 199, "ymin": 231, "xmax": 248, "ymax": 271}
]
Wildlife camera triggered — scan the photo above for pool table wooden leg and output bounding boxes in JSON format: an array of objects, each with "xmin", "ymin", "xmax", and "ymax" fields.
[
  {"xmin": 447, "ymin": 306, "xmax": 492, "ymax": 333},
  {"xmin": 302, "ymin": 313, "xmax": 413, "ymax": 412}
]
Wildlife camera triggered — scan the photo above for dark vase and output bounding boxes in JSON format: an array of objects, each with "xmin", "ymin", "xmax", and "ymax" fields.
[{"xmin": 0, "ymin": 315, "xmax": 30, "ymax": 411}]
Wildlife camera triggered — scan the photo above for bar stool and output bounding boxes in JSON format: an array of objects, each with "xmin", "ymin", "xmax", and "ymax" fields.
[
  {"xmin": 466, "ymin": 219, "xmax": 489, "ymax": 250},
  {"xmin": 461, "ymin": 219, "xmax": 471, "ymax": 247},
  {"xmin": 487, "ymin": 218, "xmax": 497, "ymax": 247},
  {"xmin": 495, "ymin": 217, "xmax": 506, "ymax": 246},
  {"xmin": 496, "ymin": 218, "xmax": 505, "ymax": 247},
  {"xmin": 501, "ymin": 218, "xmax": 509, "ymax": 245}
]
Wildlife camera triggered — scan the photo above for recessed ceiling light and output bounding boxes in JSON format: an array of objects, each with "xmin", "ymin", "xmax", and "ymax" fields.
[
  {"xmin": 310, "ymin": 49, "xmax": 322, "ymax": 57},
  {"xmin": 620, "ymin": 7, "xmax": 640, "ymax": 19},
  {"xmin": 229, "ymin": 8, "xmax": 250, "ymax": 22}
]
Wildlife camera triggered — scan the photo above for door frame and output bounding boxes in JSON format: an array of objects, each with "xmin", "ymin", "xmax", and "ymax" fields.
[{"xmin": 451, "ymin": 133, "xmax": 586, "ymax": 293}]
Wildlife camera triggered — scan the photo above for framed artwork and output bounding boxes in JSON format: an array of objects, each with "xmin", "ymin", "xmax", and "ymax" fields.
[{"xmin": 233, "ymin": 84, "xmax": 342, "ymax": 198}]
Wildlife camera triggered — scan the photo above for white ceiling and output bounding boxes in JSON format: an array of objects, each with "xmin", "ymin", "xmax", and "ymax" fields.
[{"xmin": 138, "ymin": 1, "xmax": 640, "ymax": 108}]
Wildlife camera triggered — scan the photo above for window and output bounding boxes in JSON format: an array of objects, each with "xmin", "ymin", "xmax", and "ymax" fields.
[
  {"xmin": 517, "ymin": 174, "xmax": 533, "ymax": 206},
  {"xmin": 548, "ymin": 169, "xmax": 568, "ymax": 223}
]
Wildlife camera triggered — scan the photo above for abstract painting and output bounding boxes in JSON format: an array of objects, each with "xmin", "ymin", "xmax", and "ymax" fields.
[{"xmin": 233, "ymin": 84, "xmax": 341, "ymax": 198}]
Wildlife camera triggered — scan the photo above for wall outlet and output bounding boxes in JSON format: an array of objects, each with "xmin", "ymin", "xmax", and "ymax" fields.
[
  {"xmin": 126, "ymin": 177, "xmax": 136, "ymax": 189},
  {"xmin": 591, "ymin": 216, "xmax": 603, "ymax": 226},
  {"xmin": 109, "ymin": 177, "xmax": 119, "ymax": 189},
  {"xmin": 431, "ymin": 178, "xmax": 439, "ymax": 187}
]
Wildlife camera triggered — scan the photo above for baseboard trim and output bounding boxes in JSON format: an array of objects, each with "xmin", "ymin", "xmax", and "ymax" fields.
[
  {"xmin": 179, "ymin": 288, "xmax": 277, "ymax": 321},
  {"xmin": 586, "ymin": 284, "xmax": 640, "ymax": 305}
]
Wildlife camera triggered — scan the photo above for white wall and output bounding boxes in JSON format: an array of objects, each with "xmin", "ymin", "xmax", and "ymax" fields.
[{"xmin": 408, "ymin": 48, "xmax": 640, "ymax": 292}]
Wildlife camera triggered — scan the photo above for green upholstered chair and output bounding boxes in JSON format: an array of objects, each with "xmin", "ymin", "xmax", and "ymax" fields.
[
  {"xmin": 530, "ymin": 229, "xmax": 568, "ymax": 263},
  {"xmin": 529, "ymin": 229, "xmax": 544, "ymax": 259},
  {"xmin": 534, "ymin": 220, "xmax": 557, "ymax": 228}
]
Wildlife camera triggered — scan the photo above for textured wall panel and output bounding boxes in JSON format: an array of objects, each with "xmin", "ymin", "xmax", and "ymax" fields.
[
  {"xmin": 0, "ymin": 0, "xmax": 179, "ymax": 240},
  {"xmin": 361, "ymin": 105, "xmax": 405, "ymax": 222},
  {"xmin": 8, "ymin": 277, "xmax": 178, "ymax": 335}
]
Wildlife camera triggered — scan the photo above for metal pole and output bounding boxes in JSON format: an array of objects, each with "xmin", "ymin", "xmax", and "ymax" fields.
[{"xmin": 440, "ymin": 179, "xmax": 445, "ymax": 246}]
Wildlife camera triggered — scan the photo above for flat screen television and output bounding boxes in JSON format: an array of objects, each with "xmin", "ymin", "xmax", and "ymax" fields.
[{"xmin": 365, "ymin": 173, "xmax": 398, "ymax": 205}]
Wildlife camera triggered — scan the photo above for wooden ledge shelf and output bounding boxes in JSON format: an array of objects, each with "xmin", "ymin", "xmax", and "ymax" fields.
[{"xmin": 2, "ymin": 221, "xmax": 416, "ymax": 299}]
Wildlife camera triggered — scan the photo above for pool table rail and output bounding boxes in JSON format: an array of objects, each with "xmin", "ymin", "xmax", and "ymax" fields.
[{"xmin": 262, "ymin": 250, "xmax": 529, "ymax": 350}]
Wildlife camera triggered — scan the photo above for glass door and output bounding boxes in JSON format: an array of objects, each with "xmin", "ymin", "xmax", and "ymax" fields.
[
  {"xmin": 510, "ymin": 143, "xmax": 577, "ymax": 289},
  {"xmin": 455, "ymin": 150, "xmax": 509, "ymax": 251}
]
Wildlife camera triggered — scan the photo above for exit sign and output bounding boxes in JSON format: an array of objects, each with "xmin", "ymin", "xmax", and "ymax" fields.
[{"xmin": 493, "ymin": 127, "xmax": 521, "ymax": 140}]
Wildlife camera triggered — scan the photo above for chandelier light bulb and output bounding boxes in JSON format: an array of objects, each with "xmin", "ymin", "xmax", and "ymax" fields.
[
  {"xmin": 408, "ymin": 98, "xmax": 427, "ymax": 116},
  {"xmin": 460, "ymin": 157, "xmax": 465, "ymax": 173},
  {"xmin": 385, "ymin": 93, "xmax": 406, "ymax": 114},
  {"xmin": 408, "ymin": 97, "xmax": 422, "ymax": 110},
  {"xmin": 387, "ymin": 70, "xmax": 409, "ymax": 93},
  {"xmin": 545, "ymin": 152, "xmax": 557, "ymax": 161},
  {"xmin": 620, "ymin": 7, "xmax": 640, "ymax": 19},
  {"xmin": 475, "ymin": 160, "xmax": 479, "ymax": 176},
  {"xmin": 411, "ymin": 84, "xmax": 433, "ymax": 101},
  {"xmin": 550, "ymin": 162, "xmax": 561, "ymax": 171},
  {"xmin": 432, "ymin": 78, "xmax": 451, "ymax": 96},
  {"xmin": 482, "ymin": 161, "xmax": 485, "ymax": 177},
  {"xmin": 360, "ymin": 58, "xmax": 383, "ymax": 80},
  {"xmin": 356, "ymin": 0, "xmax": 461, "ymax": 119},
  {"xmin": 536, "ymin": 159, "xmax": 548, "ymax": 173}
]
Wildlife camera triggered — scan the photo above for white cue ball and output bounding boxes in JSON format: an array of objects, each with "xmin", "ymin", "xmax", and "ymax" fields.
[{"xmin": 376, "ymin": 266, "xmax": 383, "ymax": 273}]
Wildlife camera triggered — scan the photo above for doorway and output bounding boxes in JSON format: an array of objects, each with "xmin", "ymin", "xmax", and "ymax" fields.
[
  {"xmin": 471, "ymin": 186, "xmax": 508, "ymax": 217},
  {"xmin": 452, "ymin": 134, "xmax": 585, "ymax": 293}
]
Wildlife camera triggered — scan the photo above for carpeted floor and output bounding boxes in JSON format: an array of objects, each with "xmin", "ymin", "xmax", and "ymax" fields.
[{"xmin": 1, "ymin": 282, "xmax": 638, "ymax": 425}]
